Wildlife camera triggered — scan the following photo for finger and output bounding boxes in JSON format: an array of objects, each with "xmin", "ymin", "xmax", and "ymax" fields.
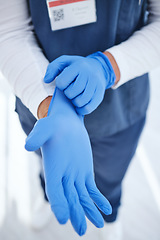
[
  {"xmin": 75, "ymin": 179, "xmax": 104, "ymax": 228},
  {"xmin": 63, "ymin": 178, "xmax": 87, "ymax": 236},
  {"xmin": 64, "ymin": 73, "xmax": 87, "ymax": 99},
  {"xmin": 85, "ymin": 176, "xmax": 112, "ymax": 215},
  {"xmin": 72, "ymin": 77, "xmax": 96, "ymax": 108},
  {"xmin": 76, "ymin": 85, "xmax": 104, "ymax": 115},
  {"xmin": 55, "ymin": 64, "xmax": 79, "ymax": 91},
  {"xmin": 44, "ymin": 55, "xmax": 81, "ymax": 83},
  {"xmin": 44, "ymin": 55, "xmax": 82, "ymax": 84},
  {"xmin": 45, "ymin": 178, "xmax": 70, "ymax": 224},
  {"xmin": 25, "ymin": 117, "xmax": 53, "ymax": 151}
]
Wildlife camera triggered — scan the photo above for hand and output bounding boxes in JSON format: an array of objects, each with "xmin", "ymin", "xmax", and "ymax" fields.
[
  {"xmin": 25, "ymin": 88, "xmax": 112, "ymax": 236},
  {"xmin": 44, "ymin": 51, "xmax": 116, "ymax": 115}
]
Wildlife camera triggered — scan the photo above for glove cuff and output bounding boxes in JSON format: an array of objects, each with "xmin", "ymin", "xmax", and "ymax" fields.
[{"xmin": 88, "ymin": 51, "xmax": 116, "ymax": 89}]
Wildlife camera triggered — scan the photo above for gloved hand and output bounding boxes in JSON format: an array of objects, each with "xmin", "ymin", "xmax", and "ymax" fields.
[
  {"xmin": 44, "ymin": 51, "xmax": 116, "ymax": 115},
  {"xmin": 25, "ymin": 88, "xmax": 112, "ymax": 236}
]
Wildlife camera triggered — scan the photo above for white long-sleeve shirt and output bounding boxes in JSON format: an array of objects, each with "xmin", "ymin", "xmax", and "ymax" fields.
[
  {"xmin": 108, "ymin": 0, "xmax": 160, "ymax": 88},
  {"xmin": 0, "ymin": 0, "xmax": 160, "ymax": 118}
]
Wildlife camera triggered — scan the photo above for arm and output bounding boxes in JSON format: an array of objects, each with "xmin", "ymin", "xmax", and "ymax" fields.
[
  {"xmin": 0, "ymin": 0, "xmax": 54, "ymax": 118},
  {"xmin": 107, "ymin": 0, "xmax": 160, "ymax": 88},
  {"xmin": 43, "ymin": 1, "xmax": 160, "ymax": 116}
]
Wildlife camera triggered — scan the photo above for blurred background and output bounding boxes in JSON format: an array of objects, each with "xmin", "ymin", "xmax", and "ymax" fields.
[{"xmin": 0, "ymin": 68, "xmax": 160, "ymax": 240}]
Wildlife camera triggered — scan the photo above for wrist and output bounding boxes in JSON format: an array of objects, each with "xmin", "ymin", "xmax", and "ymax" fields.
[
  {"xmin": 88, "ymin": 51, "xmax": 116, "ymax": 88},
  {"xmin": 37, "ymin": 96, "xmax": 52, "ymax": 119},
  {"xmin": 48, "ymin": 88, "xmax": 76, "ymax": 116},
  {"xmin": 103, "ymin": 51, "xmax": 120, "ymax": 85}
]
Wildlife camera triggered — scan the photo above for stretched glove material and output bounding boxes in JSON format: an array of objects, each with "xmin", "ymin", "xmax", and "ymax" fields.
[
  {"xmin": 25, "ymin": 88, "xmax": 112, "ymax": 236},
  {"xmin": 44, "ymin": 51, "xmax": 116, "ymax": 115}
]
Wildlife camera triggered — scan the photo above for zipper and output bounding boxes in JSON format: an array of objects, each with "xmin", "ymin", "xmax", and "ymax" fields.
[{"xmin": 139, "ymin": 0, "xmax": 141, "ymax": 5}]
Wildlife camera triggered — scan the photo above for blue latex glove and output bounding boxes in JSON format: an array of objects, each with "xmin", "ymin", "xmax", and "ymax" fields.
[
  {"xmin": 25, "ymin": 88, "xmax": 112, "ymax": 236},
  {"xmin": 44, "ymin": 51, "xmax": 116, "ymax": 115}
]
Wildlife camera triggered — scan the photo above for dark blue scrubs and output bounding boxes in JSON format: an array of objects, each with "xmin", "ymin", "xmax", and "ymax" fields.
[{"xmin": 15, "ymin": 0, "xmax": 149, "ymax": 222}]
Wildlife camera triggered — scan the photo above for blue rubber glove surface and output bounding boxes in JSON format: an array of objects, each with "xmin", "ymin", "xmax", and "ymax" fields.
[
  {"xmin": 25, "ymin": 88, "xmax": 112, "ymax": 236},
  {"xmin": 44, "ymin": 51, "xmax": 116, "ymax": 115}
]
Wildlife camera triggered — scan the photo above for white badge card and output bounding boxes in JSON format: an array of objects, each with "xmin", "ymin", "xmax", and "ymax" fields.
[{"xmin": 46, "ymin": 0, "xmax": 97, "ymax": 31}]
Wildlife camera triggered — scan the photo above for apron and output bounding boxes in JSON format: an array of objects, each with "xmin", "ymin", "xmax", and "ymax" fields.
[{"xmin": 28, "ymin": 0, "xmax": 149, "ymax": 137}]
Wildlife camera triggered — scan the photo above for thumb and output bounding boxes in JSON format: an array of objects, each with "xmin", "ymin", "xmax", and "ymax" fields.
[
  {"xmin": 25, "ymin": 117, "xmax": 52, "ymax": 151},
  {"xmin": 44, "ymin": 55, "xmax": 81, "ymax": 84}
]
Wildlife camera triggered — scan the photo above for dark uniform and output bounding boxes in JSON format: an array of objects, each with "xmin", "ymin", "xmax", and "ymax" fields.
[{"xmin": 16, "ymin": 0, "xmax": 149, "ymax": 222}]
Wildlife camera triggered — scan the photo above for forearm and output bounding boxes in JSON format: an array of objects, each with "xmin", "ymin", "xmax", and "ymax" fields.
[
  {"xmin": 106, "ymin": 0, "xmax": 160, "ymax": 88},
  {"xmin": 0, "ymin": 0, "xmax": 54, "ymax": 118}
]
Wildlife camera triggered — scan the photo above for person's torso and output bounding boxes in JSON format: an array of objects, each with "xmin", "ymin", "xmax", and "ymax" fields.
[{"xmin": 28, "ymin": 0, "xmax": 149, "ymax": 137}]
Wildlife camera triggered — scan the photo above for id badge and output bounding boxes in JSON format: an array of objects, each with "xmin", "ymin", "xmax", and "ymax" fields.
[{"xmin": 46, "ymin": 0, "xmax": 97, "ymax": 31}]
